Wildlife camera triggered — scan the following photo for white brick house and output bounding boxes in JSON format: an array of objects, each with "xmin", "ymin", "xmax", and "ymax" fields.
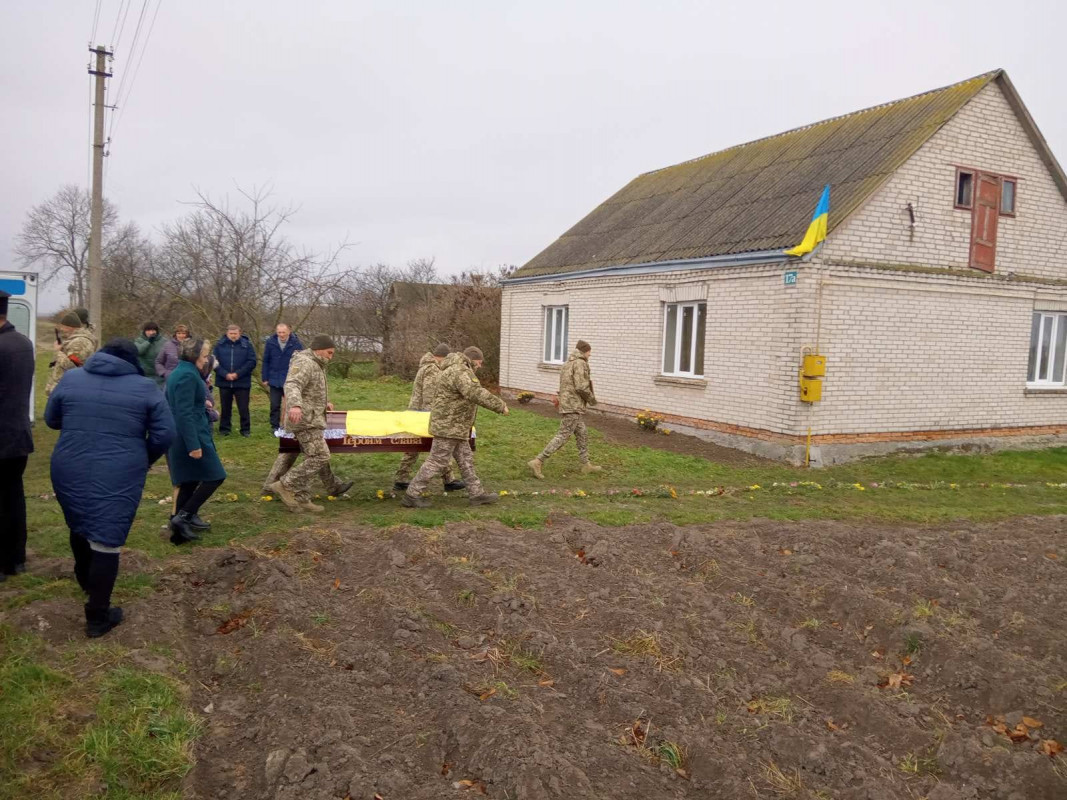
[{"xmin": 500, "ymin": 70, "xmax": 1067, "ymax": 465}]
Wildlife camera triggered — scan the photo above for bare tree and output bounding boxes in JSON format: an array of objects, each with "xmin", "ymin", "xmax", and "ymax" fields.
[
  {"xmin": 145, "ymin": 186, "xmax": 354, "ymax": 350},
  {"xmin": 15, "ymin": 185, "xmax": 120, "ymax": 306}
]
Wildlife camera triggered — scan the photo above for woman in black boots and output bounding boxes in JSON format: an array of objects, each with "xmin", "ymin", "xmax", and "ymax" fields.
[
  {"xmin": 45, "ymin": 339, "xmax": 174, "ymax": 637},
  {"xmin": 165, "ymin": 338, "xmax": 227, "ymax": 544}
]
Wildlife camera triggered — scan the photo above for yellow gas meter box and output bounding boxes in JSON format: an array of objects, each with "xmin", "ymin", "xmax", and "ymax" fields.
[
  {"xmin": 802, "ymin": 354, "xmax": 826, "ymax": 377},
  {"xmin": 799, "ymin": 376, "xmax": 823, "ymax": 403}
]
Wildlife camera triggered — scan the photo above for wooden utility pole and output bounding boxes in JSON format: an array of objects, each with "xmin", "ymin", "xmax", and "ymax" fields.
[{"xmin": 87, "ymin": 45, "xmax": 112, "ymax": 336}]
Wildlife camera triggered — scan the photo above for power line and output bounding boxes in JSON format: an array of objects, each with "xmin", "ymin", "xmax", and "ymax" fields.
[
  {"xmin": 90, "ymin": 0, "xmax": 102, "ymax": 43},
  {"xmin": 110, "ymin": 0, "xmax": 148, "ymax": 111},
  {"xmin": 109, "ymin": 0, "xmax": 163, "ymax": 151},
  {"xmin": 111, "ymin": 0, "xmax": 131, "ymax": 51}
]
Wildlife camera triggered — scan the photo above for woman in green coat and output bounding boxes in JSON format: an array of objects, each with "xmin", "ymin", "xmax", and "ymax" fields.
[{"xmin": 165, "ymin": 338, "xmax": 227, "ymax": 545}]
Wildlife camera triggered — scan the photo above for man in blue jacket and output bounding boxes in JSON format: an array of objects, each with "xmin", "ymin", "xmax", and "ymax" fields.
[
  {"xmin": 214, "ymin": 324, "xmax": 258, "ymax": 436},
  {"xmin": 260, "ymin": 322, "xmax": 303, "ymax": 430}
]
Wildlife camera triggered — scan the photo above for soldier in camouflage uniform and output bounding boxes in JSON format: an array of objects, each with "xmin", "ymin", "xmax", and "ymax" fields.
[
  {"xmin": 269, "ymin": 335, "xmax": 353, "ymax": 512},
  {"xmin": 45, "ymin": 311, "xmax": 97, "ymax": 397},
  {"xmin": 393, "ymin": 343, "xmax": 466, "ymax": 492},
  {"xmin": 528, "ymin": 339, "xmax": 602, "ymax": 478},
  {"xmin": 73, "ymin": 307, "xmax": 99, "ymax": 350},
  {"xmin": 403, "ymin": 346, "xmax": 508, "ymax": 508}
]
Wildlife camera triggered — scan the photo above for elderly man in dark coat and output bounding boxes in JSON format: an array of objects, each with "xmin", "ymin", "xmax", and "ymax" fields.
[
  {"xmin": 0, "ymin": 289, "xmax": 36, "ymax": 581},
  {"xmin": 45, "ymin": 338, "xmax": 175, "ymax": 637}
]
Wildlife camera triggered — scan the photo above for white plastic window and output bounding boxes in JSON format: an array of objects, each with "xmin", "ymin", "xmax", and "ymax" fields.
[
  {"xmin": 662, "ymin": 302, "xmax": 706, "ymax": 377},
  {"xmin": 1028, "ymin": 312, "xmax": 1067, "ymax": 386},
  {"xmin": 543, "ymin": 306, "xmax": 568, "ymax": 364}
]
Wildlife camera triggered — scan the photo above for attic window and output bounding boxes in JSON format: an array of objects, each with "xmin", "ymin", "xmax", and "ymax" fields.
[
  {"xmin": 955, "ymin": 169, "xmax": 974, "ymax": 209},
  {"xmin": 1001, "ymin": 179, "xmax": 1017, "ymax": 216}
]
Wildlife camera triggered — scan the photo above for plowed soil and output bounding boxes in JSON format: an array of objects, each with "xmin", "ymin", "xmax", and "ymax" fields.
[{"xmin": 8, "ymin": 516, "xmax": 1066, "ymax": 800}]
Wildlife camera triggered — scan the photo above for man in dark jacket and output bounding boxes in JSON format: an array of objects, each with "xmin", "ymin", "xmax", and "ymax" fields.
[
  {"xmin": 134, "ymin": 321, "xmax": 166, "ymax": 386},
  {"xmin": 214, "ymin": 324, "xmax": 258, "ymax": 436},
  {"xmin": 46, "ymin": 338, "xmax": 174, "ymax": 637},
  {"xmin": 0, "ymin": 290, "xmax": 35, "ymax": 581},
  {"xmin": 260, "ymin": 322, "xmax": 303, "ymax": 430}
]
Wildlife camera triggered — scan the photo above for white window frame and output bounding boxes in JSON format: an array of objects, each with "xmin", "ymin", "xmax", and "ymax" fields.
[
  {"xmin": 543, "ymin": 305, "xmax": 568, "ymax": 365},
  {"xmin": 1028, "ymin": 311, "xmax": 1067, "ymax": 387},
  {"xmin": 661, "ymin": 301, "xmax": 706, "ymax": 378}
]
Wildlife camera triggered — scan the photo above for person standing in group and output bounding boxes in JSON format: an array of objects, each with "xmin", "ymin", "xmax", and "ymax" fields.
[
  {"xmin": 73, "ymin": 307, "xmax": 98, "ymax": 349},
  {"xmin": 166, "ymin": 338, "xmax": 228, "ymax": 544},
  {"xmin": 529, "ymin": 339, "xmax": 602, "ymax": 479},
  {"xmin": 155, "ymin": 324, "xmax": 190, "ymax": 383},
  {"xmin": 45, "ymin": 311, "xmax": 96, "ymax": 397},
  {"xmin": 393, "ymin": 343, "xmax": 466, "ymax": 493},
  {"xmin": 261, "ymin": 322, "xmax": 303, "ymax": 430},
  {"xmin": 0, "ymin": 290, "xmax": 35, "ymax": 582},
  {"xmin": 403, "ymin": 346, "xmax": 508, "ymax": 509},
  {"xmin": 269, "ymin": 336, "xmax": 352, "ymax": 512},
  {"xmin": 45, "ymin": 339, "xmax": 174, "ymax": 637},
  {"xmin": 134, "ymin": 322, "xmax": 166, "ymax": 387},
  {"xmin": 214, "ymin": 325, "xmax": 257, "ymax": 437}
]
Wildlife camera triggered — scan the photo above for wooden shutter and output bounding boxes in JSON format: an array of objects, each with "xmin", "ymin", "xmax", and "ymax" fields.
[{"xmin": 969, "ymin": 172, "xmax": 1001, "ymax": 272}]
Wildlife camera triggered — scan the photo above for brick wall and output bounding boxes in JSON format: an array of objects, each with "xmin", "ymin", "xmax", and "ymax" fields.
[
  {"xmin": 501, "ymin": 264, "xmax": 807, "ymax": 435},
  {"xmin": 820, "ymin": 82, "xmax": 1067, "ymax": 279}
]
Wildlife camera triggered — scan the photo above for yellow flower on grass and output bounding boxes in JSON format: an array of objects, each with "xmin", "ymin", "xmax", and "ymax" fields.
[
  {"xmin": 949, "ymin": 483, "xmax": 959, "ymax": 490},
  {"xmin": 376, "ymin": 489, "xmax": 385, "ymax": 500},
  {"xmin": 748, "ymin": 484, "xmax": 762, "ymax": 491},
  {"xmin": 499, "ymin": 490, "xmax": 509, "ymax": 496},
  {"xmin": 261, "ymin": 495, "xmax": 273, "ymax": 501},
  {"xmin": 575, "ymin": 489, "xmax": 587, "ymax": 497},
  {"xmin": 327, "ymin": 495, "xmax": 337, "ymax": 501},
  {"xmin": 226, "ymin": 493, "xmax": 239, "ymax": 502},
  {"xmin": 852, "ymin": 483, "xmax": 865, "ymax": 491}
]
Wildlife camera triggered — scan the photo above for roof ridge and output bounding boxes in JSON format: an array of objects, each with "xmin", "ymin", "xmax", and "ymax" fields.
[{"xmin": 642, "ymin": 69, "xmax": 1002, "ymax": 177}]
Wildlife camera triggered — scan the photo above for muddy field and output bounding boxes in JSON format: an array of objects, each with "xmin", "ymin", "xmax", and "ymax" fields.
[{"xmin": 9, "ymin": 515, "xmax": 1066, "ymax": 799}]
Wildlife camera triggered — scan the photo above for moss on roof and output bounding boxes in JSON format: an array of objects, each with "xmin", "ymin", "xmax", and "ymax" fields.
[{"xmin": 515, "ymin": 71, "xmax": 1000, "ymax": 279}]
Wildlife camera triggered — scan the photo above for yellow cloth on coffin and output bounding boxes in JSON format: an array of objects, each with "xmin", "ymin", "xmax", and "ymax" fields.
[{"xmin": 344, "ymin": 410, "xmax": 431, "ymax": 438}]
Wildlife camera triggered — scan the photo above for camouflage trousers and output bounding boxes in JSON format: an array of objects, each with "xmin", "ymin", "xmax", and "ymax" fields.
[
  {"xmin": 394, "ymin": 451, "xmax": 454, "ymax": 485},
  {"xmin": 278, "ymin": 430, "xmax": 342, "ymax": 501},
  {"xmin": 538, "ymin": 413, "xmax": 589, "ymax": 462},
  {"xmin": 407, "ymin": 438, "xmax": 482, "ymax": 498}
]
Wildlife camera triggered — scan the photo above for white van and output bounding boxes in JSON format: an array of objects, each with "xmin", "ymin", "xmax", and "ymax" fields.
[{"xmin": 0, "ymin": 271, "xmax": 39, "ymax": 421}]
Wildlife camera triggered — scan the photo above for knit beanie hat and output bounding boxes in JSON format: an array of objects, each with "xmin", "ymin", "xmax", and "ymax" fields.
[
  {"xmin": 59, "ymin": 311, "xmax": 82, "ymax": 328},
  {"xmin": 310, "ymin": 334, "xmax": 336, "ymax": 350},
  {"xmin": 576, "ymin": 340, "xmax": 591, "ymax": 353},
  {"xmin": 142, "ymin": 321, "xmax": 160, "ymax": 334},
  {"xmin": 74, "ymin": 307, "xmax": 90, "ymax": 326},
  {"xmin": 463, "ymin": 346, "xmax": 484, "ymax": 362},
  {"xmin": 433, "ymin": 343, "xmax": 450, "ymax": 357},
  {"xmin": 101, "ymin": 338, "xmax": 144, "ymax": 375}
]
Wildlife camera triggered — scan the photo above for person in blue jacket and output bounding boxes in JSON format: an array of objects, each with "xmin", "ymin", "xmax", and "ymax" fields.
[
  {"xmin": 260, "ymin": 322, "xmax": 303, "ymax": 430},
  {"xmin": 213, "ymin": 324, "xmax": 257, "ymax": 436},
  {"xmin": 45, "ymin": 338, "xmax": 175, "ymax": 638},
  {"xmin": 167, "ymin": 337, "xmax": 228, "ymax": 545}
]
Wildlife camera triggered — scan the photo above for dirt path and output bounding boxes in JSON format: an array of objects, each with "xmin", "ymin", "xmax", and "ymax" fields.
[
  {"xmin": 9, "ymin": 516, "xmax": 1066, "ymax": 799},
  {"xmin": 517, "ymin": 399, "xmax": 776, "ymax": 468}
]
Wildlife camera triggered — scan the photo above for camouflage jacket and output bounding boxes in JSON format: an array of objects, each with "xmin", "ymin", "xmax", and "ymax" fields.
[
  {"xmin": 430, "ymin": 352, "xmax": 506, "ymax": 439},
  {"xmin": 283, "ymin": 349, "xmax": 329, "ymax": 431},
  {"xmin": 45, "ymin": 328, "xmax": 97, "ymax": 396},
  {"xmin": 408, "ymin": 353, "xmax": 442, "ymax": 411},
  {"xmin": 557, "ymin": 350, "xmax": 596, "ymax": 414}
]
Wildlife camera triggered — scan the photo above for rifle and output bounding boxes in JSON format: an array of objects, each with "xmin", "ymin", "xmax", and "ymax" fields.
[{"xmin": 49, "ymin": 327, "xmax": 60, "ymax": 368}]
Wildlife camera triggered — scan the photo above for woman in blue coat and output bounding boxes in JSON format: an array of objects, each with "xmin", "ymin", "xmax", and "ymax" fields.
[
  {"xmin": 166, "ymin": 338, "xmax": 227, "ymax": 544},
  {"xmin": 45, "ymin": 338, "xmax": 175, "ymax": 638}
]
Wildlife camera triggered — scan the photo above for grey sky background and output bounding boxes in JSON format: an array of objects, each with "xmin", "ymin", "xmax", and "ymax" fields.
[{"xmin": 2, "ymin": 0, "xmax": 1064, "ymax": 312}]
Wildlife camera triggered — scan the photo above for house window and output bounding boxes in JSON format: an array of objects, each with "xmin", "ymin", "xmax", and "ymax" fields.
[
  {"xmin": 543, "ymin": 306, "xmax": 568, "ymax": 364},
  {"xmin": 955, "ymin": 169, "xmax": 974, "ymax": 208},
  {"xmin": 1028, "ymin": 312, "xmax": 1067, "ymax": 386},
  {"xmin": 1001, "ymin": 178, "xmax": 1017, "ymax": 216},
  {"xmin": 662, "ymin": 302, "xmax": 706, "ymax": 377}
]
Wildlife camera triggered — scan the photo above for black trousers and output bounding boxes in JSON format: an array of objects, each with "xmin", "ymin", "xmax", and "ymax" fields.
[
  {"xmin": 69, "ymin": 531, "xmax": 119, "ymax": 610},
  {"xmin": 219, "ymin": 387, "xmax": 251, "ymax": 434},
  {"xmin": 0, "ymin": 456, "xmax": 28, "ymax": 573},
  {"xmin": 175, "ymin": 478, "xmax": 225, "ymax": 516},
  {"xmin": 269, "ymin": 385, "xmax": 285, "ymax": 430}
]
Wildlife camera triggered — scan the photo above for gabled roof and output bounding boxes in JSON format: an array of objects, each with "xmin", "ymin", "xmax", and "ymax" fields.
[{"xmin": 514, "ymin": 69, "xmax": 1065, "ymax": 280}]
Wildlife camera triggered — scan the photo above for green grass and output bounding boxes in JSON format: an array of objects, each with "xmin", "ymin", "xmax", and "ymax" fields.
[
  {"xmin": 0, "ymin": 626, "xmax": 198, "ymax": 800},
  {"xmin": 21, "ymin": 350, "xmax": 1067, "ymax": 565}
]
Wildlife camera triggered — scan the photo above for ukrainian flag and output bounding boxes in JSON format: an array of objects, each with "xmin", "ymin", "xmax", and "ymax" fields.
[{"xmin": 785, "ymin": 184, "xmax": 830, "ymax": 257}]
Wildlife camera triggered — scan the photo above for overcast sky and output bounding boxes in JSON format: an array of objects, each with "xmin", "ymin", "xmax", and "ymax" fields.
[{"xmin": 3, "ymin": 0, "xmax": 1064, "ymax": 311}]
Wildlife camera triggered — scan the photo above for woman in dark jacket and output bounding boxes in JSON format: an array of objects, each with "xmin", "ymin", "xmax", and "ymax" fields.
[
  {"xmin": 154, "ymin": 323, "xmax": 189, "ymax": 382},
  {"xmin": 45, "ymin": 338, "xmax": 175, "ymax": 638},
  {"xmin": 166, "ymin": 338, "xmax": 227, "ymax": 544}
]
